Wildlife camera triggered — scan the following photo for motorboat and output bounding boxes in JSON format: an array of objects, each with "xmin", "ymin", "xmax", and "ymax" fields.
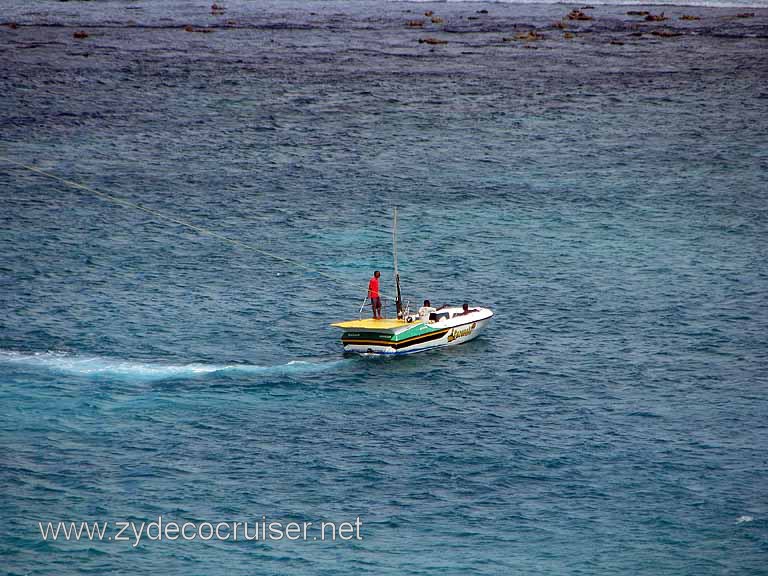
[
  {"xmin": 331, "ymin": 209, "xmax": 493, "ymax": 355},
  {"xmin": 332, "ymin": 305, "xmax": 493, "ymax": 355}
]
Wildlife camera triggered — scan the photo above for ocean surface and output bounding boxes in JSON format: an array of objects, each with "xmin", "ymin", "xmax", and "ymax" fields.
[{"xmin": 1, "ymin": 1, "xmax": 767, "ymax": 574}]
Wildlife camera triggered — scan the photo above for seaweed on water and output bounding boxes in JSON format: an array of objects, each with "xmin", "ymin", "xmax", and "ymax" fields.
[
  {"xmin": 567, "ymin": 10, "xmax": 593, "ymax": 22},
  {"xmin": 418, "ymin": 37, "xmax": 448, "ymax": 45}
]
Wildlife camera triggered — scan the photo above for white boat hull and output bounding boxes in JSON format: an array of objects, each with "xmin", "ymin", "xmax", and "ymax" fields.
[{"xmin": 334, "ymin": 307, "xmax": 493, "ymax": 355}]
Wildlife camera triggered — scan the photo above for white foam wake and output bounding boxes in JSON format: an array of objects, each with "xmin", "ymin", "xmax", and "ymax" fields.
[{"xmin": 0, "ymin": 349, "xmax": 344, "ymax": 381}]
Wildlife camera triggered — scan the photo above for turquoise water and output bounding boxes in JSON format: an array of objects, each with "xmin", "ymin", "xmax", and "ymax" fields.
[{"xmin": 2, "ymin": 1, "xmax": 767, "ymax": 574}]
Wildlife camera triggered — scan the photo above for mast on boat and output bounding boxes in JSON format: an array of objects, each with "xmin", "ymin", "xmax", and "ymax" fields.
[{"xmin": 393, "ymin": 207, "xmax": 403, "ymax": 319}]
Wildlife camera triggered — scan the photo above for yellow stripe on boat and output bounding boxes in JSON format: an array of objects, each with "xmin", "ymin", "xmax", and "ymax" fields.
[{"xmin": 331, "ymin": 318, "xmax": 408, "ymax": 329}]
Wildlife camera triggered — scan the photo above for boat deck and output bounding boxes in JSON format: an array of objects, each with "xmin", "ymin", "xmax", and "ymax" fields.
[{"xmin": 331, "ymin": 318, "xmax": 408, "ymax": 330}]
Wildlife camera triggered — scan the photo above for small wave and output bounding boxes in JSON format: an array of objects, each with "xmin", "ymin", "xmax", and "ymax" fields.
[
  {"xmin": 0, "ymin": 349, "xmax": 344, "ymax": 381},
  {"xmin": 736, "ymin": 515, "xmax": 754, "ymax": 524}
]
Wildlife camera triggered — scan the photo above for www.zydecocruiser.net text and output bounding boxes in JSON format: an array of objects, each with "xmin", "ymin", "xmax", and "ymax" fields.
[{"xmin": 38, "ymin": 516, "xmax": 363, "ymax": 547}]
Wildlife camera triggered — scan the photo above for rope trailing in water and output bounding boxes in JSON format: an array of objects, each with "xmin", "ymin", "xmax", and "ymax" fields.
[{"xmin": 0, "ymin": 155, "xmax": 395, "ymax": 301}]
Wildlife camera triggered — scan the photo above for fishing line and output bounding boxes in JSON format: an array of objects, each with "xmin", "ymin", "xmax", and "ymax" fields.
[{"xmin": 0, "ymin": 155, "xmax": 396, "ymax": 301}]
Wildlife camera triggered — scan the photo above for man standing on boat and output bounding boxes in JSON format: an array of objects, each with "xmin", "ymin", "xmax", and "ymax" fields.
[{"xmin": 368, "ymin": 270, "xmax": 382, "ymax": 319}]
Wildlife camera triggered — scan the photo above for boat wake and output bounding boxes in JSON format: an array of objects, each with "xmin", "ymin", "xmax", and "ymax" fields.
[{"xmin": 0, "ymin": 349, "xmax": 347, "ymax": 381}]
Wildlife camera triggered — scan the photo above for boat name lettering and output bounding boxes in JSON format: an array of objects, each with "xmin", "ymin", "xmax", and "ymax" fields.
[{"xmin": 447, "ymin": 323, "xmax": 475, "ymax": 342}]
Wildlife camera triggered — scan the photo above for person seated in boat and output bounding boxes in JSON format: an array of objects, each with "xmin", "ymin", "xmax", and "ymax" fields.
[
  {"xmin": 368, "ymin": 270, "xmax": 382, "ymax": 319},
  {"xmin": 460, "ymin": 302, "xmax": 479, "ymax": 315},
  {"xmin": 418, "ymin": 299, "xmax": 436, "ymax": 323}
]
